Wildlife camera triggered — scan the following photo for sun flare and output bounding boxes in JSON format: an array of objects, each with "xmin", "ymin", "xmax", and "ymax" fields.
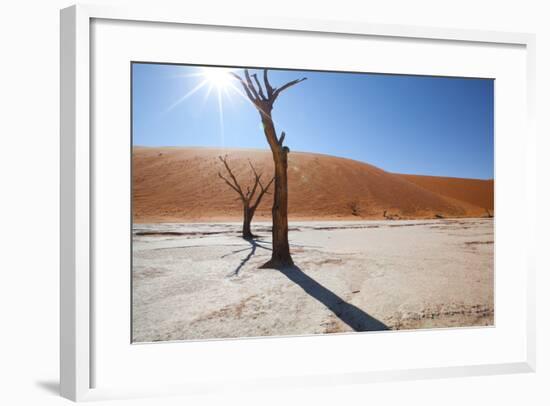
[
  {"xmin": 166, "ymin": 67, "xmax": 248, "ymax": 142},
  {"xmin": 201, "ymin": 67, "xmax": 233, "ymax": 89}
]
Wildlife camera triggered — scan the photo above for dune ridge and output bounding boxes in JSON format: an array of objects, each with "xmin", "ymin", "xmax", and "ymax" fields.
[{"xmin": 132, "ymin": 147, "xmax": 493, "ymax": 223}]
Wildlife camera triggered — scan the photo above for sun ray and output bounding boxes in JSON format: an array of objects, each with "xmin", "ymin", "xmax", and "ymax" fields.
[
  {"xmin": 197, "ymin": 83, "xmax": 215, "ymax": 112},
  {"xmin": 167, "ymin": 67, "xmax": 246, "ymax": 140},
  {"xmin": 217, "ymin": 88, "xmax": 225, "ymax": 145},
  {"xmin": 165, "ymin": 80, "xmax": 209, "ymax": 112}
]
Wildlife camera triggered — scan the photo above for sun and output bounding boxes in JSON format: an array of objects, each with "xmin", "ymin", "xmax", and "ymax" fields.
[
  {"xmin": 166, "ymin": 67, "xmax": 247, "ymax": 141},
  {"xmin": 201, "ymin": 67, "xmax": 233, "ymax": 89}
]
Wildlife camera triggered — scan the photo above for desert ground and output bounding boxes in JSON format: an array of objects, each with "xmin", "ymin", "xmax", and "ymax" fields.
[{"xmin": 132, "ymin": 218, "xmax": 494, "ymax": 342}]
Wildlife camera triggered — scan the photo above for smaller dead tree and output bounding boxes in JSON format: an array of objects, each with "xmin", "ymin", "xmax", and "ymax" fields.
[
  {"xmin": 218, "ymin": 156, "xmax": 274, "ymax": 239},
  {"xmin": 348, "ymin": 200, "xmax": 361, "ymax": 216},
  {"xmin": 383, "ymin": 210, "xmax": 400, "ymax": 220}
]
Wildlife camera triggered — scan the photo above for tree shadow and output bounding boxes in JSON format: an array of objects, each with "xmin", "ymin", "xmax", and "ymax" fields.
[
  {"xmin": 223, "ymin": 237, "xmax": 320, "ymax": 277},
  {"xmin": 278, "ymin": 265, "xmax": 389, "ymax": 332},
  {"xmin": 226, "ymin": 238, "xmax": 272, "ymax": 277},
  {"xmin": 223, "ymin": 239, "xmax": 387, "ymax": 332}
]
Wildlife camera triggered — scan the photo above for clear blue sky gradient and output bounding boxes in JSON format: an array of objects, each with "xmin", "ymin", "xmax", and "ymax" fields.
[{"xmin": 132, "ymin": 63, "xmax": 494, "ymax": 179}]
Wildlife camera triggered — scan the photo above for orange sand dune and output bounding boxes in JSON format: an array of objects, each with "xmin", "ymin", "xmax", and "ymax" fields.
[
  {"xmin": 397, "ymin": 174, "xmax": 494, "ymax": 213},
  {"xmin": 132, "ymin": 147, "xmax": 493, "ymax": 223}
]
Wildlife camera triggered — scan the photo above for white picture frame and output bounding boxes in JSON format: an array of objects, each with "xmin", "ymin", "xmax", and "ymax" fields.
[{"xmin": 60, "ymin": 3, "xmax": 536, "ymax": 402}]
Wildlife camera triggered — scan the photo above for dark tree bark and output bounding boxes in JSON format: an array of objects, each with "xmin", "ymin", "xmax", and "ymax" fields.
[
  {"xmin": 231, "ymin": 69, "xmax": 306, "ymax": 268},
  {"xmin": 218, "ymin": 155, "xmax": 274, "ymax": 239},
  {"xmin": 242, "ymin": 206, "xmax": 253, "ymax": 239}
]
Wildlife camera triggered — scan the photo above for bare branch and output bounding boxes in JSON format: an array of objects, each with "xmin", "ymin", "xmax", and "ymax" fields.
[
  {"xmin": 252, "ymin": 176, "xmax": 275, "ymax": 210},
  {"xmin": 230, "ymin": 72, "xmax": 256, "ymax": 102},
  {"xmin": 218, "ymin": 172, "xmax": 244, "ymax": 199},
  {"xmin": 247, "ymin": 160, "xmax": 261, "ymax": 199},
  {"xmin": 263, "ymin": 69, "xmax": 274, "ymax": 98},
  {"xmin": 273, "ymin": 77, "xmax": 307, "ymax": 99},
  {"xmin": 248, "ymin": 159, "xmax": 261, "ymax": 178},
  {"xmin": 278, "ymin": 131, "xmax": 286, "ymax": 146},
  {"xmin": 248, "ymin": 180, "xmax": 259, "ymax": 200},
  {"xmin": 251, "ymin": 74, "xmax": 266, "ymax": 100},
  {"xmin": 230, "ymin": 71, "xmax": 274, "ymax": 121},
  {"xmin": 244, "ymin": 69, "xmax": 260, "ymax": 100},
  {"xmin": 261, "ymin": 176, "xmax": 275, "ymax": 193},
  {"xmin": 218, "ymin": 155, "xmax": 245, "ymax": 198}
]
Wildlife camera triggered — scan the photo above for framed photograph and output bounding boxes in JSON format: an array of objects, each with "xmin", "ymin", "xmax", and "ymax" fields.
[{"xmin": 60, "ymin": 4, "xmax": 536, "ymax": 402}]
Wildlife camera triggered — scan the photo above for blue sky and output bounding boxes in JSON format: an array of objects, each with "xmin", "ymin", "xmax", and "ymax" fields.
[{"xmin": 132, "ymin": 63, "xmax": 494, "ymax": 179}]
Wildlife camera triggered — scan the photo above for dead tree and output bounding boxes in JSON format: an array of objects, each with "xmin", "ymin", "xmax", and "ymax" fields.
[
  {"xmin": 218, "ymin": 155, "xmax": 274, "ymax": 240},
  {"xmin": 348, "ymin": 201, "xmax": 361, "ymax": 216},
  {"xmin": 231, "ymin": 69, "xmax": 306, "ymax": 268},
  {"xmin": 383, "ymin": 210, "xmax": 400, "ymax": 220}
]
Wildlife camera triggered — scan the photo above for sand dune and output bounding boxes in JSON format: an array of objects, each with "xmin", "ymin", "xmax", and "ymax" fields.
[
  {"xmin": 398, "ymin": 174, "xmax": 494, "ymax": 213},
  {"xmin": 132, "ymin": 147, "xmax": 493, "ymax": 222}
]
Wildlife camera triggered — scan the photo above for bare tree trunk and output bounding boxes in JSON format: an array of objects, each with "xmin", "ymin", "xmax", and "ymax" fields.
[
  {"xmin": 259, "ymin": 117, "xmax": 293, "ymax": 268},
  {"xmin": 242, "ymin": 206, "xmax": 253, "ymax": 240},
  {"xmin": 268, "ymin": 149, "xmax": 292, "ymax": 266}
]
